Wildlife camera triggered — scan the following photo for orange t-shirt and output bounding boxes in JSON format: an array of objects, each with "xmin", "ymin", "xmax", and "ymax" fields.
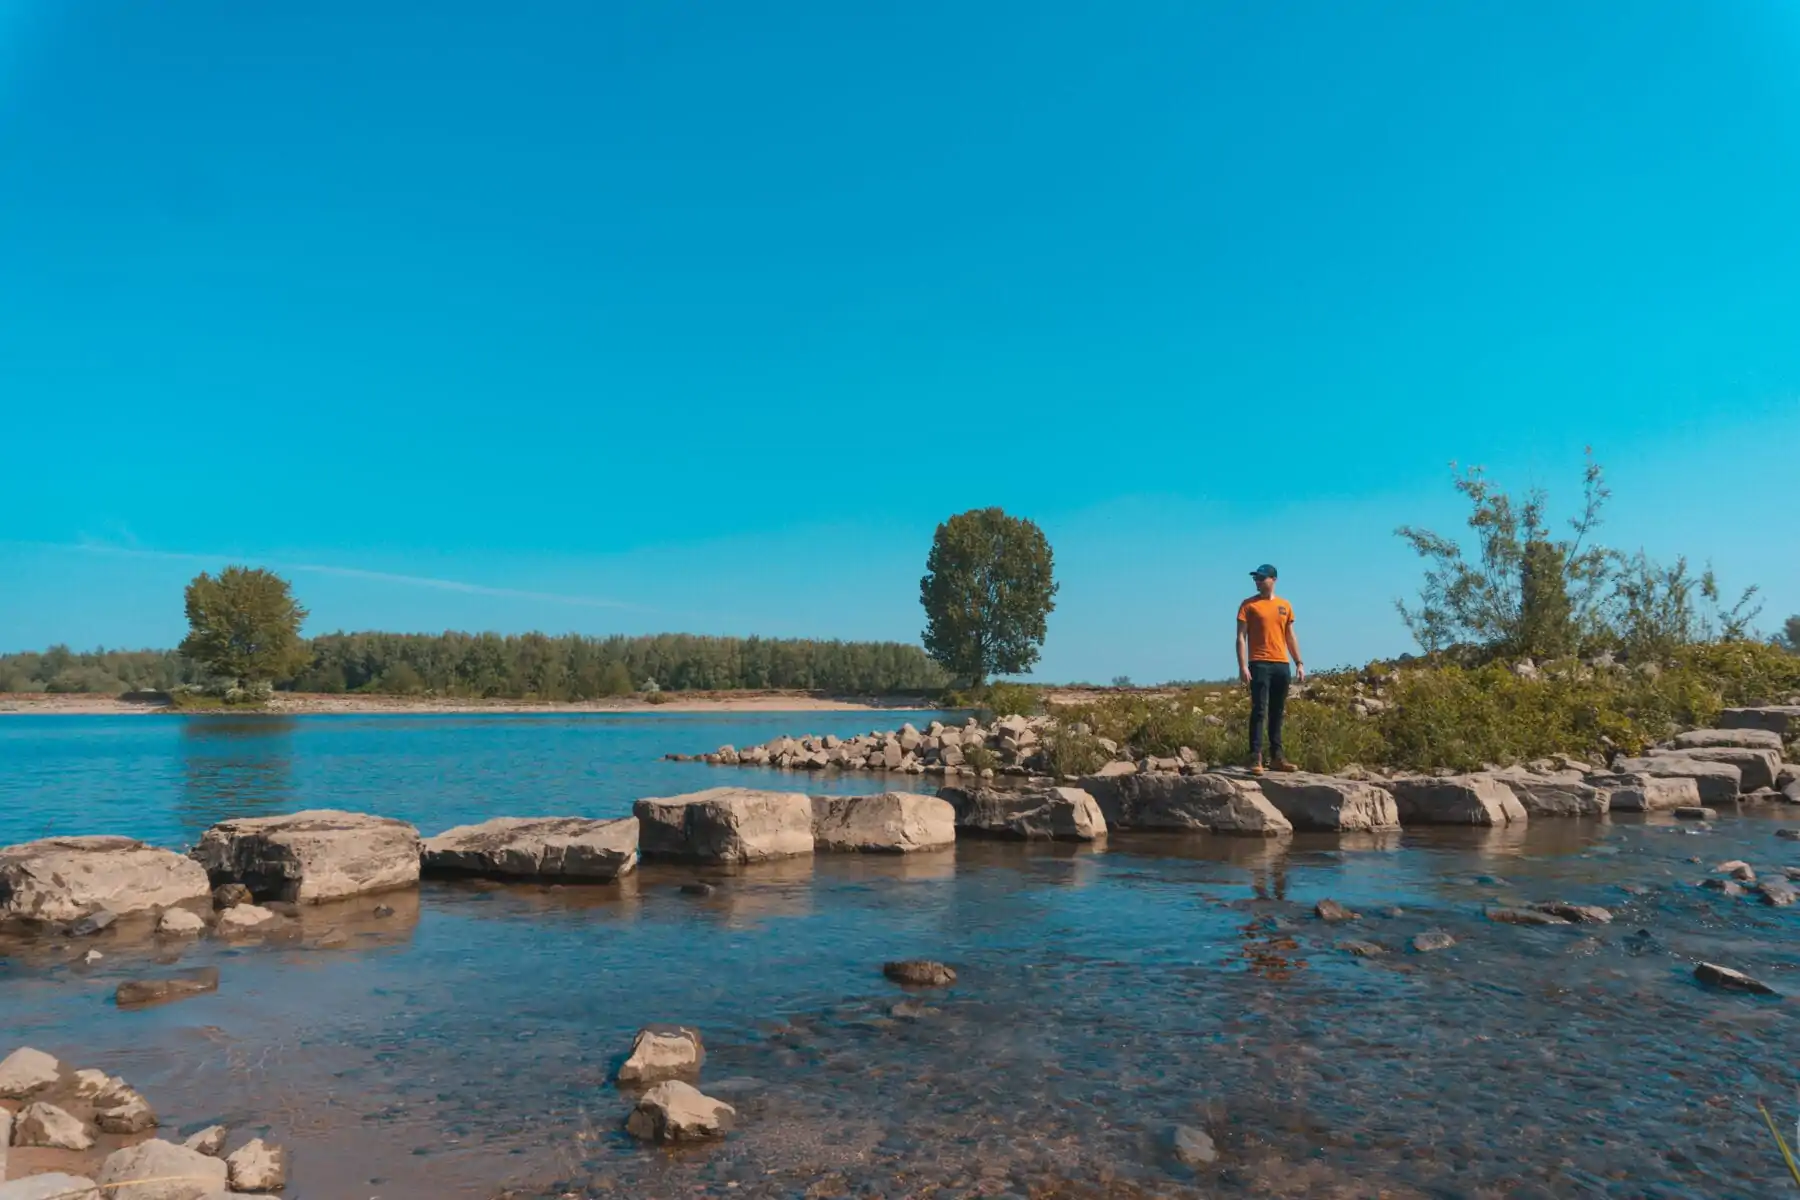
[{"xmin": 1237, "ymin": 595, "xmax": 1295, "ymax": 663}]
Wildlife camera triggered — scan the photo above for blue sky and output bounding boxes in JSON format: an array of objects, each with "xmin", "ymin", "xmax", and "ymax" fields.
[{"xmin": 2, "ymin": 0, "xmax": 1797, "ymax": 681}]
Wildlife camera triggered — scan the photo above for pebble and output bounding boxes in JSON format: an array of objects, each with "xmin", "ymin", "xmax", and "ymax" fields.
[
  {"xmin": 1314, "ymin": 899, "xmax": 1359, "ymax": 922},
  {"xmin": 1169, "ymin": 1124, "xmax": 1217, "ymax": 1166}
]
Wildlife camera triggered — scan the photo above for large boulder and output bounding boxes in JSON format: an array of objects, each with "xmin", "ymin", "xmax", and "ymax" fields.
[
  {"xmin": 421, "ymin": 816, "xmax": 638, "ymax": 881},
  {"xmin": 1612, "ymin": 757, "xmax": 1742, "ymax": 807},
  {"xmin": 224, "ymin": 1139, "xmax": 286, "ymax": 1192},
  {"xmin": 1659, "ymin": 747, "xmax": 1781, "ymax": 793},
  {"xmin": 0, "ymin": 1047, "xmax": 62, "ymax": 1098},
  {"xmin": 809, "ymin": 793, "xmax": 955, "ymax": 853},
  {"xmin": 1719, "ymin": 706, "xmax": 1800, "ymax": 737},
  {"xmin": 1387, "ymin": 775, "xmax": 1527, "ymax": 826},
  {"xmin": 98, "ymin": 1139, "xmax": 228, "ymax": 1200},
  {"xmin": 0, "ymin": 837, "xmax": 211, "ymax": 925},
  {"xmin": 191, "ymin": 810, "xmax": 421, "ymax": 903},
  {"xmin": 13, "ymin": 1101, "xmax": 93, "ymax": 1150},
  {"xmin": 1254, "ymin": 773, "xmax": 1401, "ymax": 831},
  {"xmin": 632, "ymin": 788, "xmax": 814, "ymax": 862},
  {"xmin": 940, "ymin": 786, "xmax": 1107, "ymax": 841},
  {"xmin": 1492, "ymin": 772, "xmax": 1609, "ymax": 817},
  {"xmin": 1673, "ymin": 727, "xmax": 1784, "ymax": 753},
  {"xmin": 1078, "ymin": 772, "xmax": 1291, "ymax": 836},
  {"xmin": 1590, "ymin": 772, "xmax": 1700, "ymax": 812}
]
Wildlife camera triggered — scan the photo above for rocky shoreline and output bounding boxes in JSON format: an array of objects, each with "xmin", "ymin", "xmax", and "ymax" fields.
[{"xmin": 3, "ymin": 704, "xmax": 1798, "ymax": 1193}]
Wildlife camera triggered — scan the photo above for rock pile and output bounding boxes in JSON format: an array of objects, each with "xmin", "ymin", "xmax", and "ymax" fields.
[
  {"xmin": 0, "ymin": 1044, "xmax": 287, "ymax": 1194},
  {"xmin": 614, "ymin": 1027, "xmax": 735, "ymax": 1143},
  {"xmin": 671, "ymin": 715, "xmax": 1067, "ymax": 778}
]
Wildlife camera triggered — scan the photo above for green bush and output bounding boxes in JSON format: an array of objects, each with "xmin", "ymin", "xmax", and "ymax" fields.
[
  {"xmin": 961, "ymin": 743, "xmax": 1000, "ymax": 773},
  {"xmin": 1035, "ymin": 727, "xmax": 1110, "ymax": 776},
  {"xmin": 979, "ymin": 681, "xmax": 1041, "ymax": 718}
]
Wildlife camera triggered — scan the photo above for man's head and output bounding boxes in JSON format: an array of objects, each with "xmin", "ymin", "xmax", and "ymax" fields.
[{"xmin": 1250, "ymin": 563, "xmax": 1278, "ymax": 597}]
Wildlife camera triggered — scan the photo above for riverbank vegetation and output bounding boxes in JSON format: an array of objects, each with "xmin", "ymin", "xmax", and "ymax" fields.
[{"xmin": 0, "ymin": 633, "xmax": 948, "ymax": 699}]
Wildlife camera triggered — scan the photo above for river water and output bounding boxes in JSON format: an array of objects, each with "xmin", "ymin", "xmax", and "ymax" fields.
[{"xmin": 2, "ymin": 714, "xmax": 1798, "ymax": 1199}]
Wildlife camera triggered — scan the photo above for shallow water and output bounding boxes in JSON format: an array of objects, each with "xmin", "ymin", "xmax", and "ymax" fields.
[{"xmin": 3, "ymin": 715, "xmax": 1800, "ymax": 1198}]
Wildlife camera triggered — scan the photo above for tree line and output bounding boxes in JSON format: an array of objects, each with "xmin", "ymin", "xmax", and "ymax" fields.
[{"xmin": 0, "ymin": 631, "xmax": 947, "ymax": 697}]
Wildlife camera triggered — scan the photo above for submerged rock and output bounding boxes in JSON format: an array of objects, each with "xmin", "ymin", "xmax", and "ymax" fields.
[
  {"xmin": 1487, "ymin": 907, "xmax": 1571, "ymax": 926},
  {"xmin": 1170, "ymin": 1124, "xmax": 1218, "ymax": 1166},
  {"xmin": 1673, "ymin": 806, "xmax": 1717, "ymax": 821},
  {"xmin": 422, "ymin": 815, "xmax": 639, "ymax": 882},
  {"xmin": 809, "ymin": 792, "xmax": 956, "ymax": 853},
  {"xmin": 1532, "ymin": 902, "xmax": 1613, "ymax": 924},
  {"xmin": 116, "ymin": 967, "xmax": 220, "ymax": 1009},
  {"xmin": 1699, "ymin": 878, "xmax": 1746, "ymax": 897},
  {"xmin": 1314, "ymin": 899, "xmax": 1359, "ymax": 922},
  {"xmin": 0, "ymin": 836, "xmax": 212, "ymax": 926},
  {"xmin": 1715, "ymin": 860, "xmax": 1756, "ymax": 882},
  {"xmin": 634, "ymin": 788, "xmax": 814, "ymax": 862},
  {"xmin": 1338, "ymin": 939, "xmax": 1387, "ymax": 957},
  {"xmin": 616, "ymin": 1025, "xmax": 705, "ymax": 1085},
  {"xmin": 883, "ymin": 959, "xmax": 957, "ymax": 987},
  {"xmin": 624, "ymin": 1080, "xmax": 736, "ymax": 1142},
  {"xmin": 1411, "ymin": 931, "xmax": 1456, "ymax": 953},
  {"xmin": 1694, "ymin": 962, "xmax": 1777, "ymax": 995},
  {"xmin": 1758, "ymin": 880, "xmax": 1798, "ymax": 907},
  {"xmin": 193, "ymin": 810, "xmax": 421, "ymax": 904}
]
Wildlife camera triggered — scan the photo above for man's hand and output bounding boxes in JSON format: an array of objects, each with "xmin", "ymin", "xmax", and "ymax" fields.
[
  {"xmin": 1240, "ymin": 665, "xmax": 1252, "ymax": 685},
  {"xmin": 1295, "ymin": 663, "xmax": 1307, "ymax": 684}
]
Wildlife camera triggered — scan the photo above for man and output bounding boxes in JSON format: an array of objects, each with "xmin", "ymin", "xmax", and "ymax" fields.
[{"xmin": 1236, "ymin": 564, "xmax": 1305, "ymax": 775}]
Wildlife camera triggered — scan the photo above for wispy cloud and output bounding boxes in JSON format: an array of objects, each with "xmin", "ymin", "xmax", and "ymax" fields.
[{"xmin": 8, "ymin": 539, "xmax": 641, "ymax": 611}]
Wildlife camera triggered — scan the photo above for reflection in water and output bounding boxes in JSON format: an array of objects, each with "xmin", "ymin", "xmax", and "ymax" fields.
[{"xmin": 176, "ymin": 717, "xmax": 298, "ymax": 836}]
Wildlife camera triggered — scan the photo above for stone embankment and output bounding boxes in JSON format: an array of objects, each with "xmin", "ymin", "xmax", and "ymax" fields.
[{"xmin": 0, "ymin": 1045, "xmax": 286, "ymax": 1196}]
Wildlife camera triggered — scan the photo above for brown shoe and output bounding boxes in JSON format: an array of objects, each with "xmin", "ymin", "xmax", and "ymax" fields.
[
  {"xmin": 1273, "ymin": 759, "xmax": 1300, "ymax": 773},
  {"xmin": 1249, "ymin": 760, "xmax": 1266, "ymax": 776}
]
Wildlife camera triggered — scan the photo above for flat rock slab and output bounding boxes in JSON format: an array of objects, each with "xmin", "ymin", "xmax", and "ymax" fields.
[
  {"xmin": 1494, "ymin": 774, "xmax": 1609, "ymax": 817},
  {"xmin": 1720, "ymin": 706, "xmax": 1800, "ymax": 737},
  {"xmin": 1674, "ymin": 727, "xmax": 1785, "ymax": 752},
  {"xmin": 1387, "ymin": 776, "xmax": 1527, "ymax": 826},
  {"xmin": 15, "ymin": 1101, "xmax": 93, "ymax": 1149},
  {"xmin": 99, "ymin": 1138, "xmax": 229, "ymax": 1199},
  {"xmin": 192, "ymin": 810, "xmax": 421, "ymax": 903},
  {"xmin": 1610, "ymin": 758, "xmax": 1742, "ymax": 808},
  {"xmin": 1533, "ymin": 901, "xmax": 1613, "ymax": 923},
  {"xmin": 0, "ymin": 836, "xmax": 211, "ymax": 925},
  {"xmin": 1658, "ymin": 747, "xmax": 1781, "ymax": 793},
  {"xmin": 940, "ymin": 785, "xmax": 1108, "ymax": 840},
  {"xmin": 0, "ymin": 1176, "xmax": 103, "ymax": 1200},
  {"xmin": 1589, "ymin": 772, "xmax": 1700, "ymax": 812},
  {"xmin": 1073, "ymin": 774, "xmax": 1287, "ymax": 836},
  {"xmin": 634, "ymin": 788, "xmax": 814, "ymax": 862},
  {"xmin": 116, "ymin": 966, "xmax": 221, "ymax": 1009},
  {"xmin": 1253, "ymin": 774, "xmax": 1400, "ymax": 831},
  {"xmin": 1695, "ymin": 962, "xmax": 1777, "ymax": 995},
  {"xmin": 809, "ymin": 792, "xmax": 955, "ymax": 853},
  {"xmin": 422, "ymin": 816, "xmax": 639, "ymax": 881}
]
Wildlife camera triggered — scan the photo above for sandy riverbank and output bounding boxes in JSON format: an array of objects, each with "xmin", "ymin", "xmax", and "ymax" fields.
[{"xmin": 0, "ymin": 690, "xmax": 943, "ymax": 716}]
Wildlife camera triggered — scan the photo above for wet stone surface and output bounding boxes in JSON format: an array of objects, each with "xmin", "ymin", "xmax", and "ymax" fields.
[{"xmin": 3, "ymin": 717, "xmax": 1799, "ymax": 1199}]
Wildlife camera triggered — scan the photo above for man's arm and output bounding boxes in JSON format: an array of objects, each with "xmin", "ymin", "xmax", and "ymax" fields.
[
  {"xmin": 1236, "ymin": 619, "xmax": 1250, "ymax": 683},
  {"xmin": 1285, "ymin": 622, "xmax": 1305, "ymax": 683}
]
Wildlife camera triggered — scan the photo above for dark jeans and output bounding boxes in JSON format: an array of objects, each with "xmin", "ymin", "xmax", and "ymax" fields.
[{"xmin": 1247, "ymin": 661, "xmax": 1291, "ymax": 763}]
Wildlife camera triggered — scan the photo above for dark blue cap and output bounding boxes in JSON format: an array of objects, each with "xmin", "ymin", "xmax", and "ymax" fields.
[{"xmin": 1250, "ymin": 564, "xmax": 1278, "ymax": 579}]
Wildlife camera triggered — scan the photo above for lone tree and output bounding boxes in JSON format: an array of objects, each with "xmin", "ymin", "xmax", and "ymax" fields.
[
  {"xmin": 179, "ymin": 566, "xmax": 310, "ymax": 688},
  {"xmin": 919, "ymin": 507, "xmax": 1057, "ymax": 687}
]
